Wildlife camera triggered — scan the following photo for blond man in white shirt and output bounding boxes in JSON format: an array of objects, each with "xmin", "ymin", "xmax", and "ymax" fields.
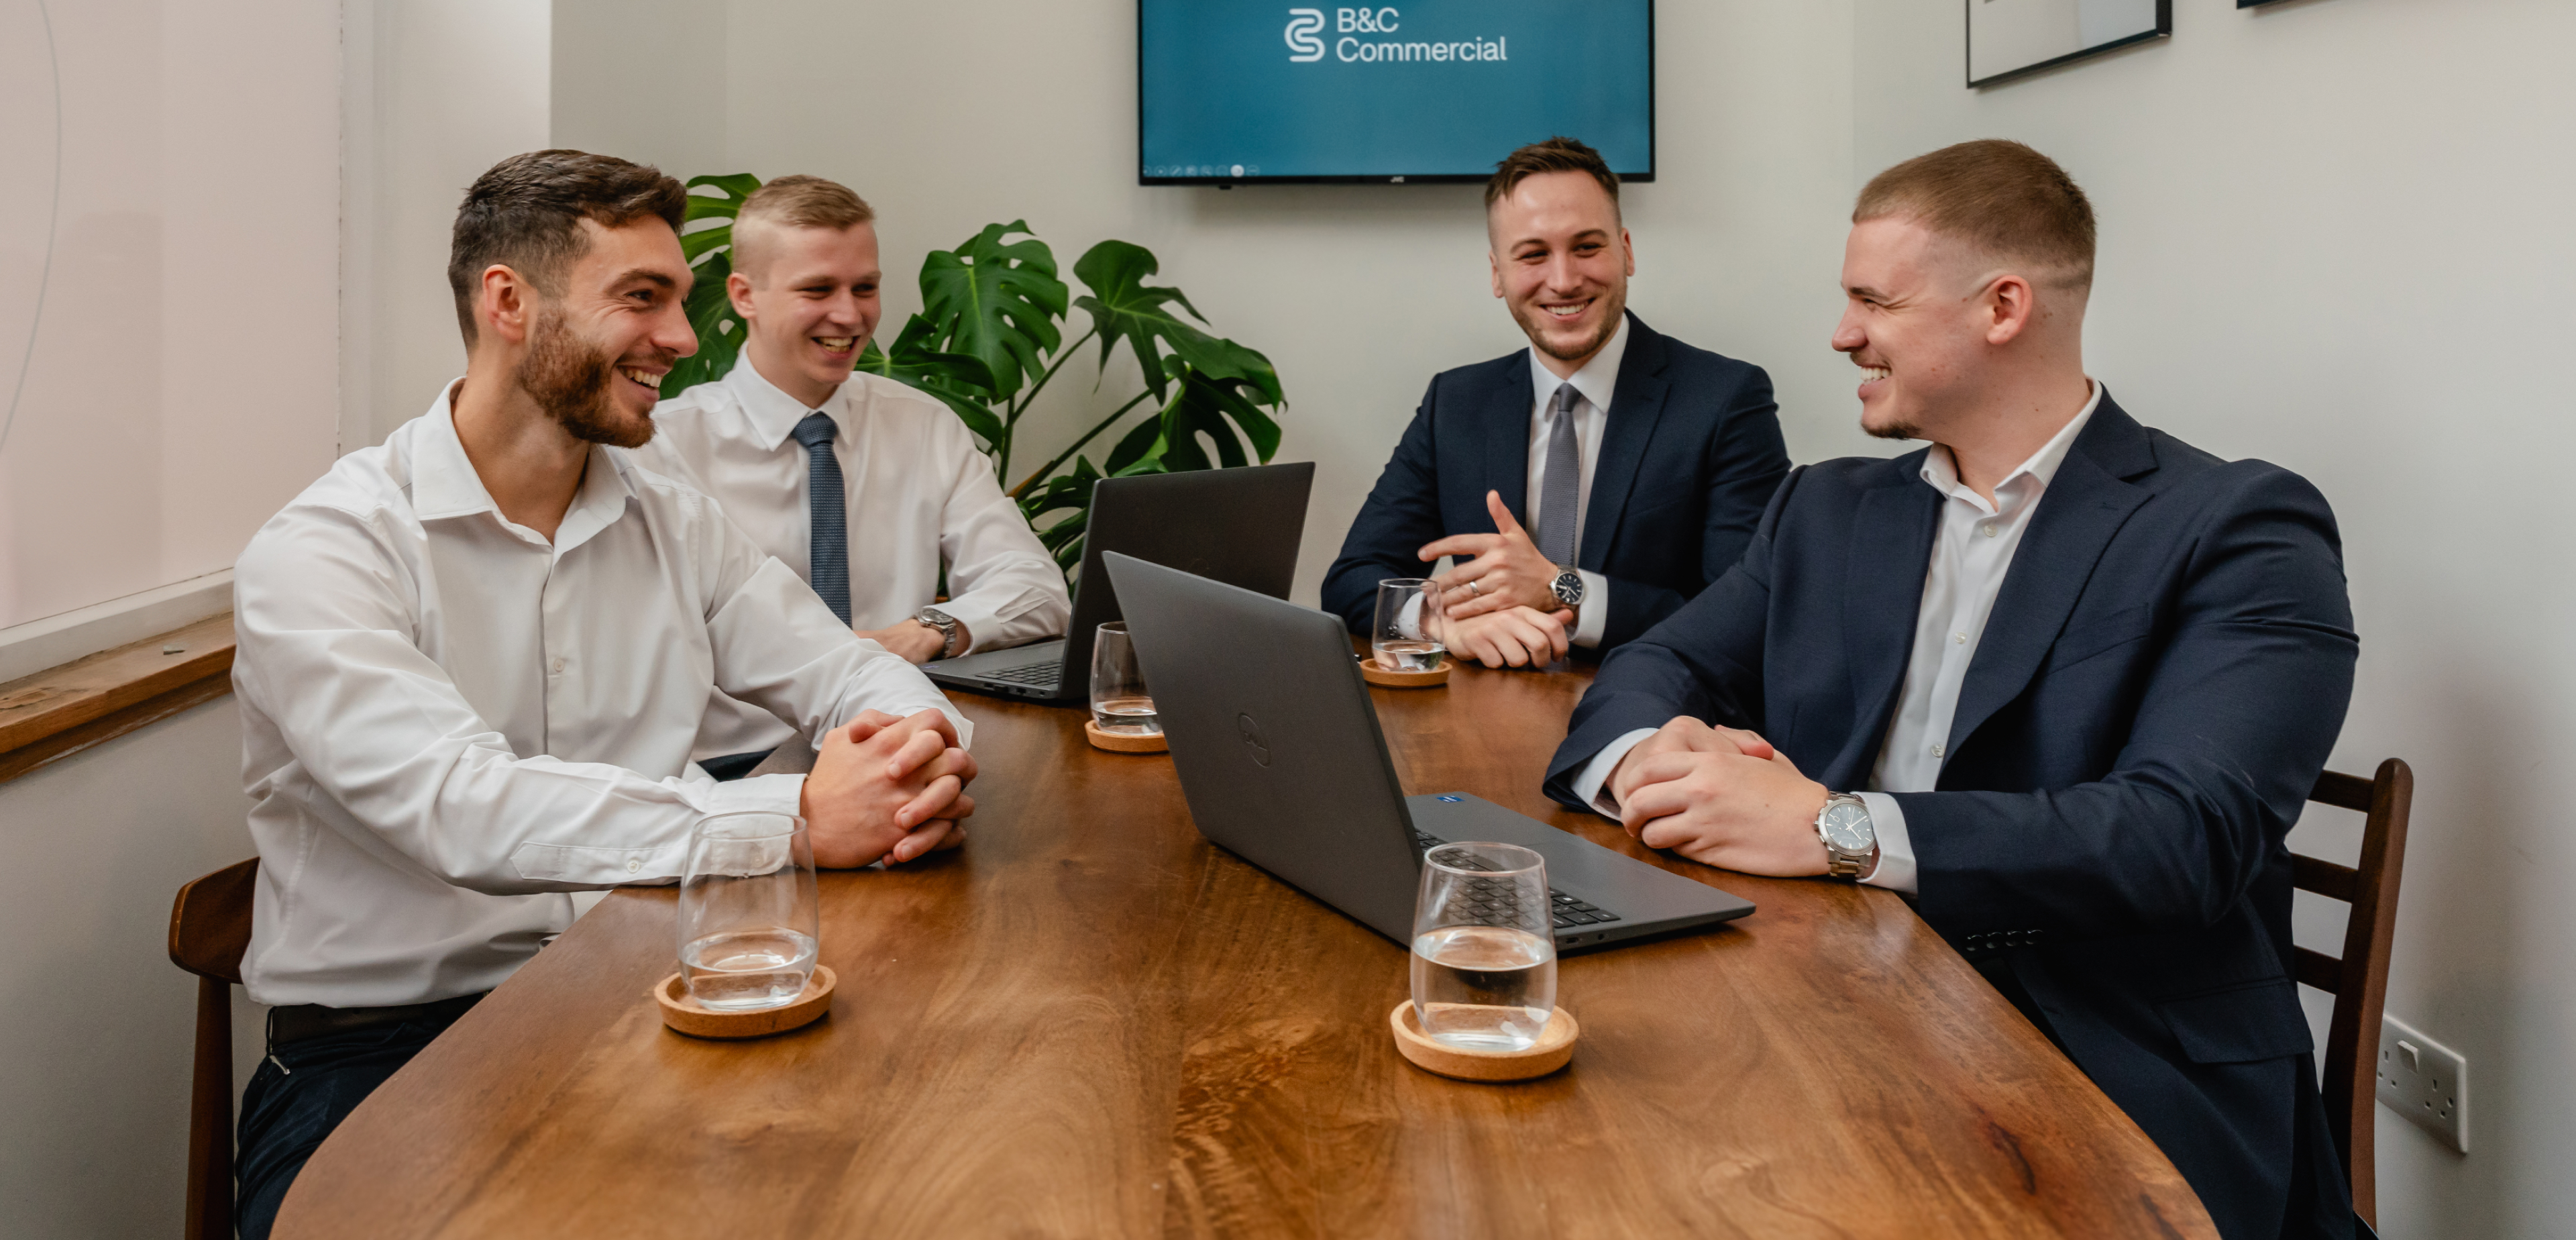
[
  {"xmin": 227, "ymin": 151, "xmax": 978, "ymax": 1240},
  {"xmin": 637, "ymin": 176, "xmax": 1069, "ymax": 770}
]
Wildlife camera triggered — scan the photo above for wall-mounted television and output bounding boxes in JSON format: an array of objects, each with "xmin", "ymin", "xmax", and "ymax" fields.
[{"xmin": 1138, "ymin": 1, "xmax": 1654, "ymax": 185}]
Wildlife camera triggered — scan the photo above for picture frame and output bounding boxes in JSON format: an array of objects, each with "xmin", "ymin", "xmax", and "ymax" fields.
[{"xmin": 1967, "ymin": 0, "xmax": 2171, "ymax": 88}]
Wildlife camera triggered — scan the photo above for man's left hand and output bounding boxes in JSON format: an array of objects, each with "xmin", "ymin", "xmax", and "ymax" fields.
[
  {"xmin": 1616, "ymin": 743, "xmax": 1833, "ymax": 876},
  {"xmin": 857, "ymin": 619, "xmax": 953, "ymax": 664},
  {"xmin": 1420, "ymin": 491, "xmax": 1565, "ymax": 619}
]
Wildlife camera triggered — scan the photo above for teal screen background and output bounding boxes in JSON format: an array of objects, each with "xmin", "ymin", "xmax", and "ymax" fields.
[{"xmin": 1139, "ymin": 1, "xmax": 1654, "ymax": 182}]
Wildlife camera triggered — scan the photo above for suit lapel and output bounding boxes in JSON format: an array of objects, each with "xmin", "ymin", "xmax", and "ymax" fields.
[
  {"xmin": 1945, "ymin": 399, "xmax": 2157, "ymax": 766},
  {"xmin": 1835, "ymin": 468, "xmax": 1941, "ymax": 790},
  {"xmin": 1579, "ymin": 315, "xmax": 1670, "ymax": 569},
  {"xmin": 1481, "ymin": 359, "xmax": 1535, "ymax": 530}
]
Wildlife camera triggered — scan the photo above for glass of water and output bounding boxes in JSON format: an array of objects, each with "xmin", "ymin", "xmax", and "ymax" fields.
[
  {"xmin": 1090, "ymin": 621, "xmax": 1159, "ymax": 734},
  {"xmin": 678, "ymin": 810, "xmax": 819, "ymax": 1011},
  {"xmin": 1373, "ymin": 578, "xmax": 1446, "ymax": 671},
  {"xmin": 1411, "ymin": 841, "xmax": 1558, "ymax": 1051}
]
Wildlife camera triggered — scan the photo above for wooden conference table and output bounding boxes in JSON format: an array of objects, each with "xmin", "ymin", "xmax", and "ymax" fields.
[{"xmin": 275, "ymin": 656, "xmax": 2214, "ymax": 1239}]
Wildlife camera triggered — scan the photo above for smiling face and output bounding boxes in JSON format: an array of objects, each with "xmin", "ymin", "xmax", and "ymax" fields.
[
  {"xmin": 512, "ymin": 217, "xmax": 696, "ymax": 448},
  {"xmin": 1831, "ymin": 215, "xmax": 2007, "ymax": 442},
  {"xmin": 1489, "ymin": 170, "xmax": 1633, "ymax": 375},
  {"xmin": 731, "ymin": 220, "xmax": 883, "ymax": 409}
]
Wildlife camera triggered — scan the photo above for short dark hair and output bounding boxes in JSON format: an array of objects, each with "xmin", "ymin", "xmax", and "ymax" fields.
[
  {"xmin": 1854, "ymin": 140, "xmax": 2096, "ymax": 291},
  {"xmin": 447, "ymin": 150, "xmax": 689, "ymax": 346},
  {"xmin": 1485, "ymin": 137, "xmax": 1621, "ymax": 217}
]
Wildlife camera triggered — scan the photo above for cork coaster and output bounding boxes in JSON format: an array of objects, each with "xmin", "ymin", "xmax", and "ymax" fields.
[
  {"xmin": 1358, "ymin": 654, "xmax": 1451, "ymax": 688},
  {"xmin": 1391, "ymin": 1001, "xmax": 1578, "ymax": 1081},
  {"xmin": 1085, "ymin": 719, "xmax": 1169, "ymax": 753},
  {"xmin": 655, "ymin": 966, "xmax": 835, "ymax": 1039}
]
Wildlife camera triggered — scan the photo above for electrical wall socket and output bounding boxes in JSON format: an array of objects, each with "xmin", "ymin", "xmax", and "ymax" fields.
[{"xmin": 2377, "ymin": 1015, "xmax": 2468, "ymax": 1153}]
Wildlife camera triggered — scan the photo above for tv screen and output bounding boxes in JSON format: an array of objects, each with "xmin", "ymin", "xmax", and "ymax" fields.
[{"xmin": 1138, "ymin": 1, "xmax": 1654, "ymax": 185}]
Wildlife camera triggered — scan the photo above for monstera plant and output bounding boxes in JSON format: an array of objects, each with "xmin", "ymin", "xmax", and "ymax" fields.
[{"xmin": 661, "ymin": 174, "xmax": 1286, "ymax": 578}]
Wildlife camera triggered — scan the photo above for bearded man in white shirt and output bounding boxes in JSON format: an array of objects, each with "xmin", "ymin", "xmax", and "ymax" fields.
[
  {"xmin": 226, "ymin": 150, "xmax": 979, "ymax": 1240},
  {"xmin": 636, "ymin": 175, "xmax": 1070, "ymax": 777}
]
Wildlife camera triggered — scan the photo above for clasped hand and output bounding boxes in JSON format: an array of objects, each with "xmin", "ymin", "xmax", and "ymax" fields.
[
  {"xmin": 1607, "ymin": 717, "xmax": 1833, "ymax": 876},
  {"xmin": 800, "ymin": 708, "xmax": 977, "ymax": 868},
  {"xmin": 1417, "ymin": 490, "xmax": 1574, "ymax": 668}
]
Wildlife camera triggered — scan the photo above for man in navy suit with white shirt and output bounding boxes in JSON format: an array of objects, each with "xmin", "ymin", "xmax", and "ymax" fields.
[
  {"xmin": 1548, "ymin": 141, "xmax": 2359, "ymax": 1239},
  {"xmin": 1322, "ymin": 137, "xmax": 1789, "ymax": 666}
]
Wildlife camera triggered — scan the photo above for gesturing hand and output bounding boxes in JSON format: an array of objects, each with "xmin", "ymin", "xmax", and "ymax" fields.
[
  {"xmin": 800, "ymin": 708, "xmax": 977, "ymax": 868},
  {"xmin": 1606, "ymin": 717, "xmax": 1829, "ymax": 876},
  {"xmin": 1432, "ymin": 605, "xmax": 1575, "ymax": 668},
  {"xmin": 1420, "ymin": 491, "xmax": 1566, "ymax": 619}
]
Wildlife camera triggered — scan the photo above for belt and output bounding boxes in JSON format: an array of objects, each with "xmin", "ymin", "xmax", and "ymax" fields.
[{"xmin": 270, "ymin": 991, "xmax": 488, "ymax": 1047}]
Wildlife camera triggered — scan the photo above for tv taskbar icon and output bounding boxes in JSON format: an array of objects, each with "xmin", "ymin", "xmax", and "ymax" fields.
[{"xmin": 1148, "ymin": 164, "xmax": 1256, "ymax": 178}]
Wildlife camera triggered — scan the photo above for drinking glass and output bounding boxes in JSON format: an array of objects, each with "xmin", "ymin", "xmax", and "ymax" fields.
[
  {"xmin": 1090, "ymin": 621, "xmax": 1159, "ymax": 734},
  {"xmin": 1410, "ymin": 841, "xmax": 1558, "ymax": 1051},
  {"xmin": 677, "ymin": 810, "xmax": 819, "ymax": 1011},
  {"xmin": 1372, "ymin": 578, "xmax": 1446, "ymax": 671}
]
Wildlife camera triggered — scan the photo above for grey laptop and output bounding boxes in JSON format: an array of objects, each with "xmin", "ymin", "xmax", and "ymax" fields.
[
  {"xmin": 926, "ymin": 462, "xmax": 1313, "ymax": 703},
  {"xmin": 1102, "ymin": 552, "xmax": 1754, "ymax": 950}
]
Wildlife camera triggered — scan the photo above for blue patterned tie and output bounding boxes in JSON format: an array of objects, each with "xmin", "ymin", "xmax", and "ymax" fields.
[
  {"xmin": 791, "ymin": 413, "xmax": 850, "ymax": 625},
  {"xmin": 1536, "ymin": 383, "xmax": 1582, "ymax": 568}
]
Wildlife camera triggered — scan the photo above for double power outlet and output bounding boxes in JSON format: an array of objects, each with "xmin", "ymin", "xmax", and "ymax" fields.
[{"xmin": 2377, "ymin": 1014, "xmax": 2468, "ymax": 1153}]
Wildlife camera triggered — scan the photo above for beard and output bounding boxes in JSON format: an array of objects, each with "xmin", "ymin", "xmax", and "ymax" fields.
[
  {"xmin": 1510, "ymin": 286, "xmax": 1627, "ymax": 366},
  {"xmin": 1864, "ymin": 417, "xmax": 1922, "ymax": 441},
  {"xmin": 518, "ymin": 307, "xmax": 656, "ymax": 449}
]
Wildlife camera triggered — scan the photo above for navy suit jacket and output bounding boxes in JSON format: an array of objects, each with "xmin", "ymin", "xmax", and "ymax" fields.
[
  {"xmin": 1322, "ymin": 314, "xmax": 1788, "ymax": 651},
  {"xmin": 1547, "ymin": 397, "xmax": 2357, "ymax": 1240}
]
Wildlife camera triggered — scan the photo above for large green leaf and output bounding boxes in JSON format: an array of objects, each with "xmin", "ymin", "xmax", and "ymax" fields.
[
  {"xmin": 1104, "ymin": 366, "xmax": 1283, "ymax": 476},
  {"xmin": 918, "ymin": 222, "xmax": 1067, "ymax": 401},
  {"xmin": 1072, "ymin": 240, "xmax": 1284, "ymax": 407},
  {"xmin": 660, "ymin": 174, "xmax": 763, "ymax": 397},
  {"xmin": 857, "ymin": 315, "xmax": 1006, "ymax": 448}
]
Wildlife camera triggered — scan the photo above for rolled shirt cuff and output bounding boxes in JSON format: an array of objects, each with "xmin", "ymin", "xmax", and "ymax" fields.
[
  {"xmin": 1572, "ymin": 570, "xmax": 1609, "ymax": 648},
  {"xmin": 1853, "ymin": 791, "xmax": 1918, "ymax": 895},
  {"xmin": 1572, "ymin": 727, "xmax": 1660, "ymax": 817},
  {"xmin": 927, "ymin": 596, "xmax": 1004, "ymax": 657}
]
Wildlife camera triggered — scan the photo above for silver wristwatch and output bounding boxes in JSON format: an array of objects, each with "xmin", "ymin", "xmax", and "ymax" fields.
[
  {"xmin": 915, "ymin": 606, "xmax": 962, "ymax": 658},
  {"xmin": 1815, "ymin": 793, "xmax": 1878, "ymax": 880},
  {"xmin": 1549, "ymin": 567, "xmax": 1586, "ymax": 609}
]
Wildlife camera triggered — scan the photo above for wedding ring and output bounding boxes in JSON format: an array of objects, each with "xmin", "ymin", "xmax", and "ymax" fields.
[{"xmin": 1467, "ymin": 580, "xmax": 1485, "ymax": 597}]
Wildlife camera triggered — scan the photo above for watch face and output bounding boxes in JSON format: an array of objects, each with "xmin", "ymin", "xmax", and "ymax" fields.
[
  {"xmin": 1553, "ymin": 571, "xmax": 1582, "ymax": 605},
  {"xmin": 1821, "ymin": 801, "xmax": 1873, "ymax": 851}
]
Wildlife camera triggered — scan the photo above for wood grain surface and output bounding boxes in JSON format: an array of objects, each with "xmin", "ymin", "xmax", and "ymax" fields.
[{"xmin": 273, "ymin": 657, "xmax": 2215, "ymax": 1239}]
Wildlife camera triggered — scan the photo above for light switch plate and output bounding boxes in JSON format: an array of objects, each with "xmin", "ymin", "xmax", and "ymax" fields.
[{"xmin": 2377, "ymin": 1015, "xmax": 2468, "ymax": 1153}]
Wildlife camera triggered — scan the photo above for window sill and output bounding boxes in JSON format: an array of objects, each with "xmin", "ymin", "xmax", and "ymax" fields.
[{"xmin": 0, "ymin": 613, "xmax": 236, "ymax": 785}]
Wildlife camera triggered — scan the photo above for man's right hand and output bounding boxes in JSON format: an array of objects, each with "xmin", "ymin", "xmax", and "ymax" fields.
[
  {"xmin": 1432, "ymin": 605, "xmax": 1575, "ymax": 668},
  {"xmin": 1605, "ymin": 715, "xmax": 1776, "ymax": 807},
  {"xmin": 800, "ymin": 708, "xmax": 977, "ymax": 868}
]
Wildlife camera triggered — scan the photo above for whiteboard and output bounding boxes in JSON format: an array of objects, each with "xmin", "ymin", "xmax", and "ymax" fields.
[{"xmin": 0, "ymin": 0, "xmax": 341, "ymax": 630}]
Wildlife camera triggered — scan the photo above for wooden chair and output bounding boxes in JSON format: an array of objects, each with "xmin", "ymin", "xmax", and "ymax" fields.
[
  {"xmin": 2293, "ymin": 760, "xmax": 2412, "ymax": 1233},
  {"xmin": 169, "ymin": 859, "xmax": 258, "ymax": 1240}
]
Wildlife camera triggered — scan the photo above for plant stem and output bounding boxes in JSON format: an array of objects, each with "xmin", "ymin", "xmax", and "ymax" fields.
[
  {"xmin": 996, "ymin": 329, "xmax": 1097, "ymax": 484},
  {"xmin": 1008, "ymin": 388, "xmax": 1157, "ymax": 499}
]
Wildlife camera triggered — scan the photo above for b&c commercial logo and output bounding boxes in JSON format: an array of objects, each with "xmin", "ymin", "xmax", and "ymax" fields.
[{"xmin": 1283, "ymin": 7, "xmax": 1507, "ymax": 65}]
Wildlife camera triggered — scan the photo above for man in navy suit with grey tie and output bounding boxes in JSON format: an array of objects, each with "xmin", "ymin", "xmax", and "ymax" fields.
[
  {"xmin": 1548, "ymin": 140, "xmax": 2359, "ymax": 1239},
  {"xmin": 1322, "ymin": 138, "xmax": 1790, "ymax": 667}
]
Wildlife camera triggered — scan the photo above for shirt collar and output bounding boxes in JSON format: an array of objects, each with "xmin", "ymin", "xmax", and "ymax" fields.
[
  {"xmin": 410, "ymin": 378, "xmax": 638, "ymax": 550},
  {"xmin": 1920, "ymin": 379, "xmax": 2104, "ymax": 509},
  {"xmin": 1528, "ymin": 313, "xmax": 1631, "ymax": 418},
  {"xmin": 724, "ymin": 352, "xmax": 846, "ymax": 452}
]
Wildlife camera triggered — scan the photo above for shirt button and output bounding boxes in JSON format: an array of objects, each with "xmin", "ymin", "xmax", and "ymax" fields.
[
  {"xmin": 1931, "ymin": 743, "xmax": 1946, "ymax": 758},
  {"xmin": 550, "ymin": 658, "xmax": 566, "ymax": 674},
  {"xmin": 1980, "ymin": 523, "xmax": 1998, "ymax": 537},
  {"xmin": 625, "ymin": 858, "xmax": 642, "ymax": 874},
  {"xmin": 1952, "ymin": 631, "xmax": 1968, "ymax": 644}
]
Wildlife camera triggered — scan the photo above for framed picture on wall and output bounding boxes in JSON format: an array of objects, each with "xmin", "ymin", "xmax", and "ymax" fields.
[{"xmin": 1968, "ymin": 0, "xmax": 2171, "ymax": 87}]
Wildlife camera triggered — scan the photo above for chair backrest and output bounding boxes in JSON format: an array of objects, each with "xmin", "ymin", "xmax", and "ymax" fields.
[
  {"xmin": 169, "ymin": 858, "xmax": 258, "ymax": 984},
  {"xmin": 2291, "ymin": 759, "xmax": 2412, "ymax": 1232}
]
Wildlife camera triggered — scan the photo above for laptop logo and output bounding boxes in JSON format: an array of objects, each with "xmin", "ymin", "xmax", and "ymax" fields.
[
  {"xmin": 1237, "ymin": 713, "xmax": 1272, "ymax": 766},
  {"xmin": 1437, "ymin": 794, "xmax": 1462, "ymax": 802}
]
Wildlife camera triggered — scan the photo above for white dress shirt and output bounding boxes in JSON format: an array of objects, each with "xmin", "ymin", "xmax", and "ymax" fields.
[
  {"xmin": 231, "ymin": 384, "xmax": 968, "ymax": 1009},
  {"xmin": 1570, "ymin": 382, "xmax": 2104, "ymax": 897},
  {"xmin": 1525, "ymin": 316, "xmax": 1625, "ymax": 648},
  {"xmin": 638, "ymin": 359, "xmax": 1069, "ymax": 757}
]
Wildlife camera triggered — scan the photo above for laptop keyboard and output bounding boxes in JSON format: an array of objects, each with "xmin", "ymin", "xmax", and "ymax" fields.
[
  {"xmin": 1412, "ymin": 830, "xmax": 1623, "ymax": 931},
  {"xmin": 977, "ymin": 662, "xmax": 1063, "ymax": 688}
]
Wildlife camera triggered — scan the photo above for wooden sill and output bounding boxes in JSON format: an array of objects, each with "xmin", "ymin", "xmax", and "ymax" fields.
[{"xmin": 0, "ymin": 613, "xmax": 235, "ymax": 785}]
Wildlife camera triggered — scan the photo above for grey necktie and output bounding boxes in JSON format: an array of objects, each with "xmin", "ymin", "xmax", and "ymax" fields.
[
  {"xmin": 790, "ymin": 413, "xmax": 851, "ymax": 625},
  {"xmin": 1536, "ymin": 382, "xmax": 1582, "ymax": 568}
]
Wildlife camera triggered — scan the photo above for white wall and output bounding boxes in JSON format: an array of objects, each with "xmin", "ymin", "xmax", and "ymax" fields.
[
  {"xmin": 552, "ymin": 0, "xmax": 1863, "ymax": 606},
  {"xmin": 1849, "ymin": 1, "xmax": 2576, "ymax": 1235}
]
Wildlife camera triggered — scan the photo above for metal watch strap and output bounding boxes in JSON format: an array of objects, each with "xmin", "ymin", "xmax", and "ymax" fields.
[
  {"xmin": 916, "ymin": 607, "xmax": 961, "ymax": 657},
  {"xmin": 1817, "ymin": 793, "xmax": 1872, "ymax": 879}
]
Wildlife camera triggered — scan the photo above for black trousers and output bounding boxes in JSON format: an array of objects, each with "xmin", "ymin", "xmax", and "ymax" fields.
[{"xmin": 234, "ymin": 1004, "xmax": 477, "ymax": 1240}]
